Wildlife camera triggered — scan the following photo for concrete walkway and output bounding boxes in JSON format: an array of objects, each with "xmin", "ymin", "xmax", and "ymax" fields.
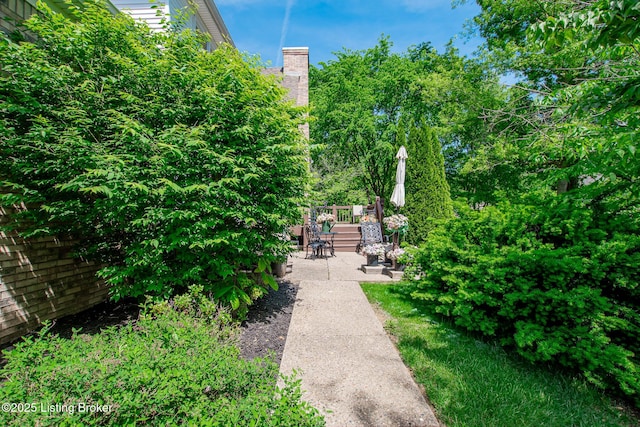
[{"xmin": 279, "ymin": 252, "xmax": 440, "ymax": 427}]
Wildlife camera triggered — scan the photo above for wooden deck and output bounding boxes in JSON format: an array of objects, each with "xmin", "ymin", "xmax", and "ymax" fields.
[
  {"xmin": 292, "ymin": 199, "xmax": 386, "ymax": 254},
  {"xmin": 327, "ymin": 223, "xmax": 361, "ymax": 252},
  {"xmin": 291, "ymin": 223, "xmax": 362, "ymax": 253}
]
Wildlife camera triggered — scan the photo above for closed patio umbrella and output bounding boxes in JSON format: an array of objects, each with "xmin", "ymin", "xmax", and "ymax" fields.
[{"xmin": 390, "ymin": 146, "xmax": 408, "ymax": 208}]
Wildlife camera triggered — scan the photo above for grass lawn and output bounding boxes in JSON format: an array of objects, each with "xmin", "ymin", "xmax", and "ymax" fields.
[{"xmin": 361, "ymin": 282, "xmax": 638, "ymax": 427}]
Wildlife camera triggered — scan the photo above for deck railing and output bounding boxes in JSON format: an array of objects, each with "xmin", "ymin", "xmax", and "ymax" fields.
[
  {"xmin": 314, "ymin": 205, "xmax": 358, "ymax": 224},
  {"xmin": 297, "ymin": 198, "xmax": 385, "ymax": 249}
]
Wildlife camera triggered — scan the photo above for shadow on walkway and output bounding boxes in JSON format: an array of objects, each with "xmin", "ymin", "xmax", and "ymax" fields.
[{"xmin": 279, "ymin": 252, "xmax": 440, "ymax": 427}]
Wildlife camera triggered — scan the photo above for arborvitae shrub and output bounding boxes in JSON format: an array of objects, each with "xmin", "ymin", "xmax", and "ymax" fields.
[{"xmin": 404, "ymin": 122, "xmax": 453, "ymax": 244}]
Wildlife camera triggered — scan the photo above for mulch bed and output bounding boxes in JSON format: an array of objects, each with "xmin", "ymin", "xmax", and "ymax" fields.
[
  {"xmin": 1, "ymin": 280, "xmax": 299, "ymax": 366},
  {"xmin": 238, "ymin": 280, "xmax": 298, "ymax": 365},
  {"xmin": 48, "ymin": 297, "xmax": 142, "ymax": 339}
]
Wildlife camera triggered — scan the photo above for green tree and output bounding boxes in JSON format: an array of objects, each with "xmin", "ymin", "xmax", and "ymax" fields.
[
  {"xmin": 464, "ymin": 0, "xmax": 639, "ymax": 200},
  {"xmin": 310, "ymin": 37, "xmax": 503, "ymax": 208},
  {"xmin": 461, "ymin": 0, "xmax": 609, "ymax": 198},
  {"xmin": 404, "ymin": 121, "xmax": 453, "ymax": 243},
  {"xmin": 0, "ymin": 1, "xmax": 310, "ymax": 310},
  {"xmin": 310, "ymin": 37, "xmax": 404, "ymax": 204},
  {"xmin": 530, "ymin": 0, "xmax": 640, "ymax": 191}
]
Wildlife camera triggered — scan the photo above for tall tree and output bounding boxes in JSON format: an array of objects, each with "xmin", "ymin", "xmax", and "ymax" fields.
[
  {"xmin": 310, "ymin": 37, "xmax": 403, "ymax": 204},
  {"xmin": 464, "ymin": 0, "xmax": 639, "ymax": 198},
  {"xmin": 310, "ymin": 37, "xmax": 504, "ymax": 207},
  {"xmin": 404, "ymin": 121, "xmax": 453, "ymax": 244}
]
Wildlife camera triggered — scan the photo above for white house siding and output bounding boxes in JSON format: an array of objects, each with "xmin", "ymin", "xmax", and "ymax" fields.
[
  {"xmin": 110, "ymin": 0, "xmax": 170, "ymax": 31},
  {"xmin": 170, "ymin": 0, "xmax": 196, "ymax": 30},
  {"xmin": 1, "ymin": 0, "xmax": 37, "ymax": 35},
  {"xmin": 110, "ymin": 0, "xmax": 230, "ymax": 48}
]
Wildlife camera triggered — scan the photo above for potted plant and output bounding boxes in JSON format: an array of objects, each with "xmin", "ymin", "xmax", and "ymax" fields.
[
  {"xmin": 383, "ymin": 214, "xmax": 409, "ymax": 248},
  {"xmin": 316, "ymin": 212, "xmax": 336, "ymax": 232},
  {"xmin": 383, "ymin": 214, "xmax": 409, "ymax": 234},
  {"xmin": 362, "ymin": 243, "xmax": 386, "ymax": 266},
  {"xmin": 386, "ymin": 248, "xmax": 406, "ymax": 271},
  {"xmin": 359, "ymin": 214, "xmax": 377, "ymax": 223},
  {"xmin": 272, "ymin": 232, "xmax": 290, "ymax": 278}
]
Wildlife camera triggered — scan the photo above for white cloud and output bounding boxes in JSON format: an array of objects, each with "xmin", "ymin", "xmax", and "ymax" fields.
[{"xmin": 277, "ymin": 0, "xmax": 296, "ymax": 63}]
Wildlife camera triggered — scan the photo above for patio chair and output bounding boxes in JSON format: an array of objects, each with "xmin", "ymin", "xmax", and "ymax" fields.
[
  {"xmin": 358, "ymin": 221, "xmax": 391, "ymax": 254},
  {"xmin": 304, "ymin": 222, "xmax": 327, "ymax": 259}
]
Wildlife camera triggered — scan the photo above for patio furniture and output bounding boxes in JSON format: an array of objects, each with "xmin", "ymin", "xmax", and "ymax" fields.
[
  {"xmin": 358, "ymin": 221, "xmax": 391, "ymax": 255},
  {"xmin": 305, "ymin": 223, "xmax": 327, "ymax": 259},
  {"xmin": 320, "ymin": 230, "xmax": 337, "ymax": 257}
]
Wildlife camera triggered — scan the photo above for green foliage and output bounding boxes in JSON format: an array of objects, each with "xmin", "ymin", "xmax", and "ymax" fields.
[
  {"xmin": 0, "ymin": 1, "xmax": 310, "ymax": 305},
  {"xmin": 309, "ymin": 37, "xmax": 400, "ymax": 203},
  {"xmin": 526, "ymin": 0, "xmax": 640, "ymax": 196},
  {"xmin": 466, "ymin": 0, "xmax": 639, "ymax": 205},
  {"xmin": 309, "ymin": 161, "xmax": 368, "ymax": 206},
  {"xmin": 404, "ymin": 122, "xmax": 453, "ymax": 244},
  {"xmin": 309, "ymin": 37, "xmax": 503, "ymax": 206},
  {"xmin": 407, "ymin": 196, "xmax": 640, "ymax": 406},
  {"xmin": 406, "ymin": 0, "xmax": 640, "ymax": 409},
  {"xmin": 363, "ymin": 283, "xmax": 638, "ymax": 427},
  {"xmin": 0, "ymin": 287, "xmax": 325, "ymax": 426}
]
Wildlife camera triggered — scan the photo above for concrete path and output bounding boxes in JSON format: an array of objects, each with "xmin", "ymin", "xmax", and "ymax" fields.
[{"xmin": 279, "ymin": 252, "xmax": 440, "ymax": 426}]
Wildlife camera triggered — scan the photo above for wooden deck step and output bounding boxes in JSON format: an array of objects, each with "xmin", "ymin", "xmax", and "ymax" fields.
[
  {"xmin": 291, "ymin": 223, "xmax": 365, "ymax": 253},
  {"xmin": 327, "ymin": 223, "xmax": 361, "ymax": 252}
]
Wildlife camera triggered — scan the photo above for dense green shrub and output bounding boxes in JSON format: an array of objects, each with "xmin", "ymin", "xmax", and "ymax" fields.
[
  {"xmin": 408, "ymin": 195, "xmax": 639, "ymax": 405},
  {"xmin": 404, "ymin": 122, "xmax": 453, "ymax": 244},
  {"xmin": 0, "ymin": 1, "xmax": 309, "ymax": 307},
  {"xmin": 0, "ymin": 287, "xmax": 325, "ymax": 426}
]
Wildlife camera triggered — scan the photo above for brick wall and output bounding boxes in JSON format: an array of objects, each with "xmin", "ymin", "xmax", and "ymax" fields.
[
  {"xmin": 0, "ymin": 205, "xmax": 109, "ymax": 345},
  {"xmin": 282, "ymin": 47, "xmax": 309, "ymax": 140}
]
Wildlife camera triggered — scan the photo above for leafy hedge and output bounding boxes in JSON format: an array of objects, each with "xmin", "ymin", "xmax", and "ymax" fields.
[
  {"xmin": 408, "ymin": 195, "xmax": 639, "ymax": 406},
  {"xmin": 0, "ymin": 1, "xmax": 309, "ymax": 308},
  {"xmin": 0, "ymin": 287, "xmax": 325, "ymax": 426}
]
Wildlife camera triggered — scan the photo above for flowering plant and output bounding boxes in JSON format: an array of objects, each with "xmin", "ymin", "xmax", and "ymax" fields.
[
  {"xmin": 383, "ymin": 214, "xmax": 408, "ymax": 233},
  {"xmin": 316, "ymin": 213, "xmax": 335, "ymax": 223},
  {"xmin": 362, "ymin": 243, "xmax": 386, "ymax": 256},
  {"xmin": 359, "ymin": 214, "xmax": 377, "ymax": 223},
  {"xmin": 386, "ymin": 248, "xmax": 405, "ymax": 260}
]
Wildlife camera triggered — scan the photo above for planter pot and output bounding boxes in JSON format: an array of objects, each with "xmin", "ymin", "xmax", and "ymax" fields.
[
  {"xmin": 391, "ymin": 259, "xmax": 405, "ymax": 271},
  {"xmin": 366, "ymin": 254, "xmax": 379, "ymax": 266},
  {"xmin": 273, "ymin": 262, "xmax": 287, "ymax": 278},
  {"xmin": 322, "ymin": 221, "xmax": 333, "ymax": 232}
]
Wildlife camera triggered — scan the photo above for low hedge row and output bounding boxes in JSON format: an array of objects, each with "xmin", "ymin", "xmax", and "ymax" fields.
[{"xmin": 0, "ymin": 288, "xmax": 325, "ymax": 426}]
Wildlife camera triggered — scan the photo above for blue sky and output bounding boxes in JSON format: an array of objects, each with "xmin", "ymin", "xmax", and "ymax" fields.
[{"xmin": 215, "ymin": 0, "xmax": 483, "ymax": 68}]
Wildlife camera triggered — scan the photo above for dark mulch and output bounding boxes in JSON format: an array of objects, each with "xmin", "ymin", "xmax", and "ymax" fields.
[
  {"xmin": 238, "ymin": 280, "xmax": 298, "ymax": 365},
  {"xmin": 2, "ymin": 281, "xmax": 298, "ymax": 367},
  {"xmin": 48, "ymin": 297, "xmax": 141, "ymax": 339}
]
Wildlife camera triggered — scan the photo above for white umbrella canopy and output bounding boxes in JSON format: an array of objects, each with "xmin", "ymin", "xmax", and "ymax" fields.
[{"xmin": 390, "ymin": 146, "xmax": 408, "ymax": 208}]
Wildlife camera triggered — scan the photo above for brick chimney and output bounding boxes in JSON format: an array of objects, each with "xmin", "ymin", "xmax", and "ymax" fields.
[{"xmin": 282, "ymin": 47, "xmax": 309, "ymax": 139}]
